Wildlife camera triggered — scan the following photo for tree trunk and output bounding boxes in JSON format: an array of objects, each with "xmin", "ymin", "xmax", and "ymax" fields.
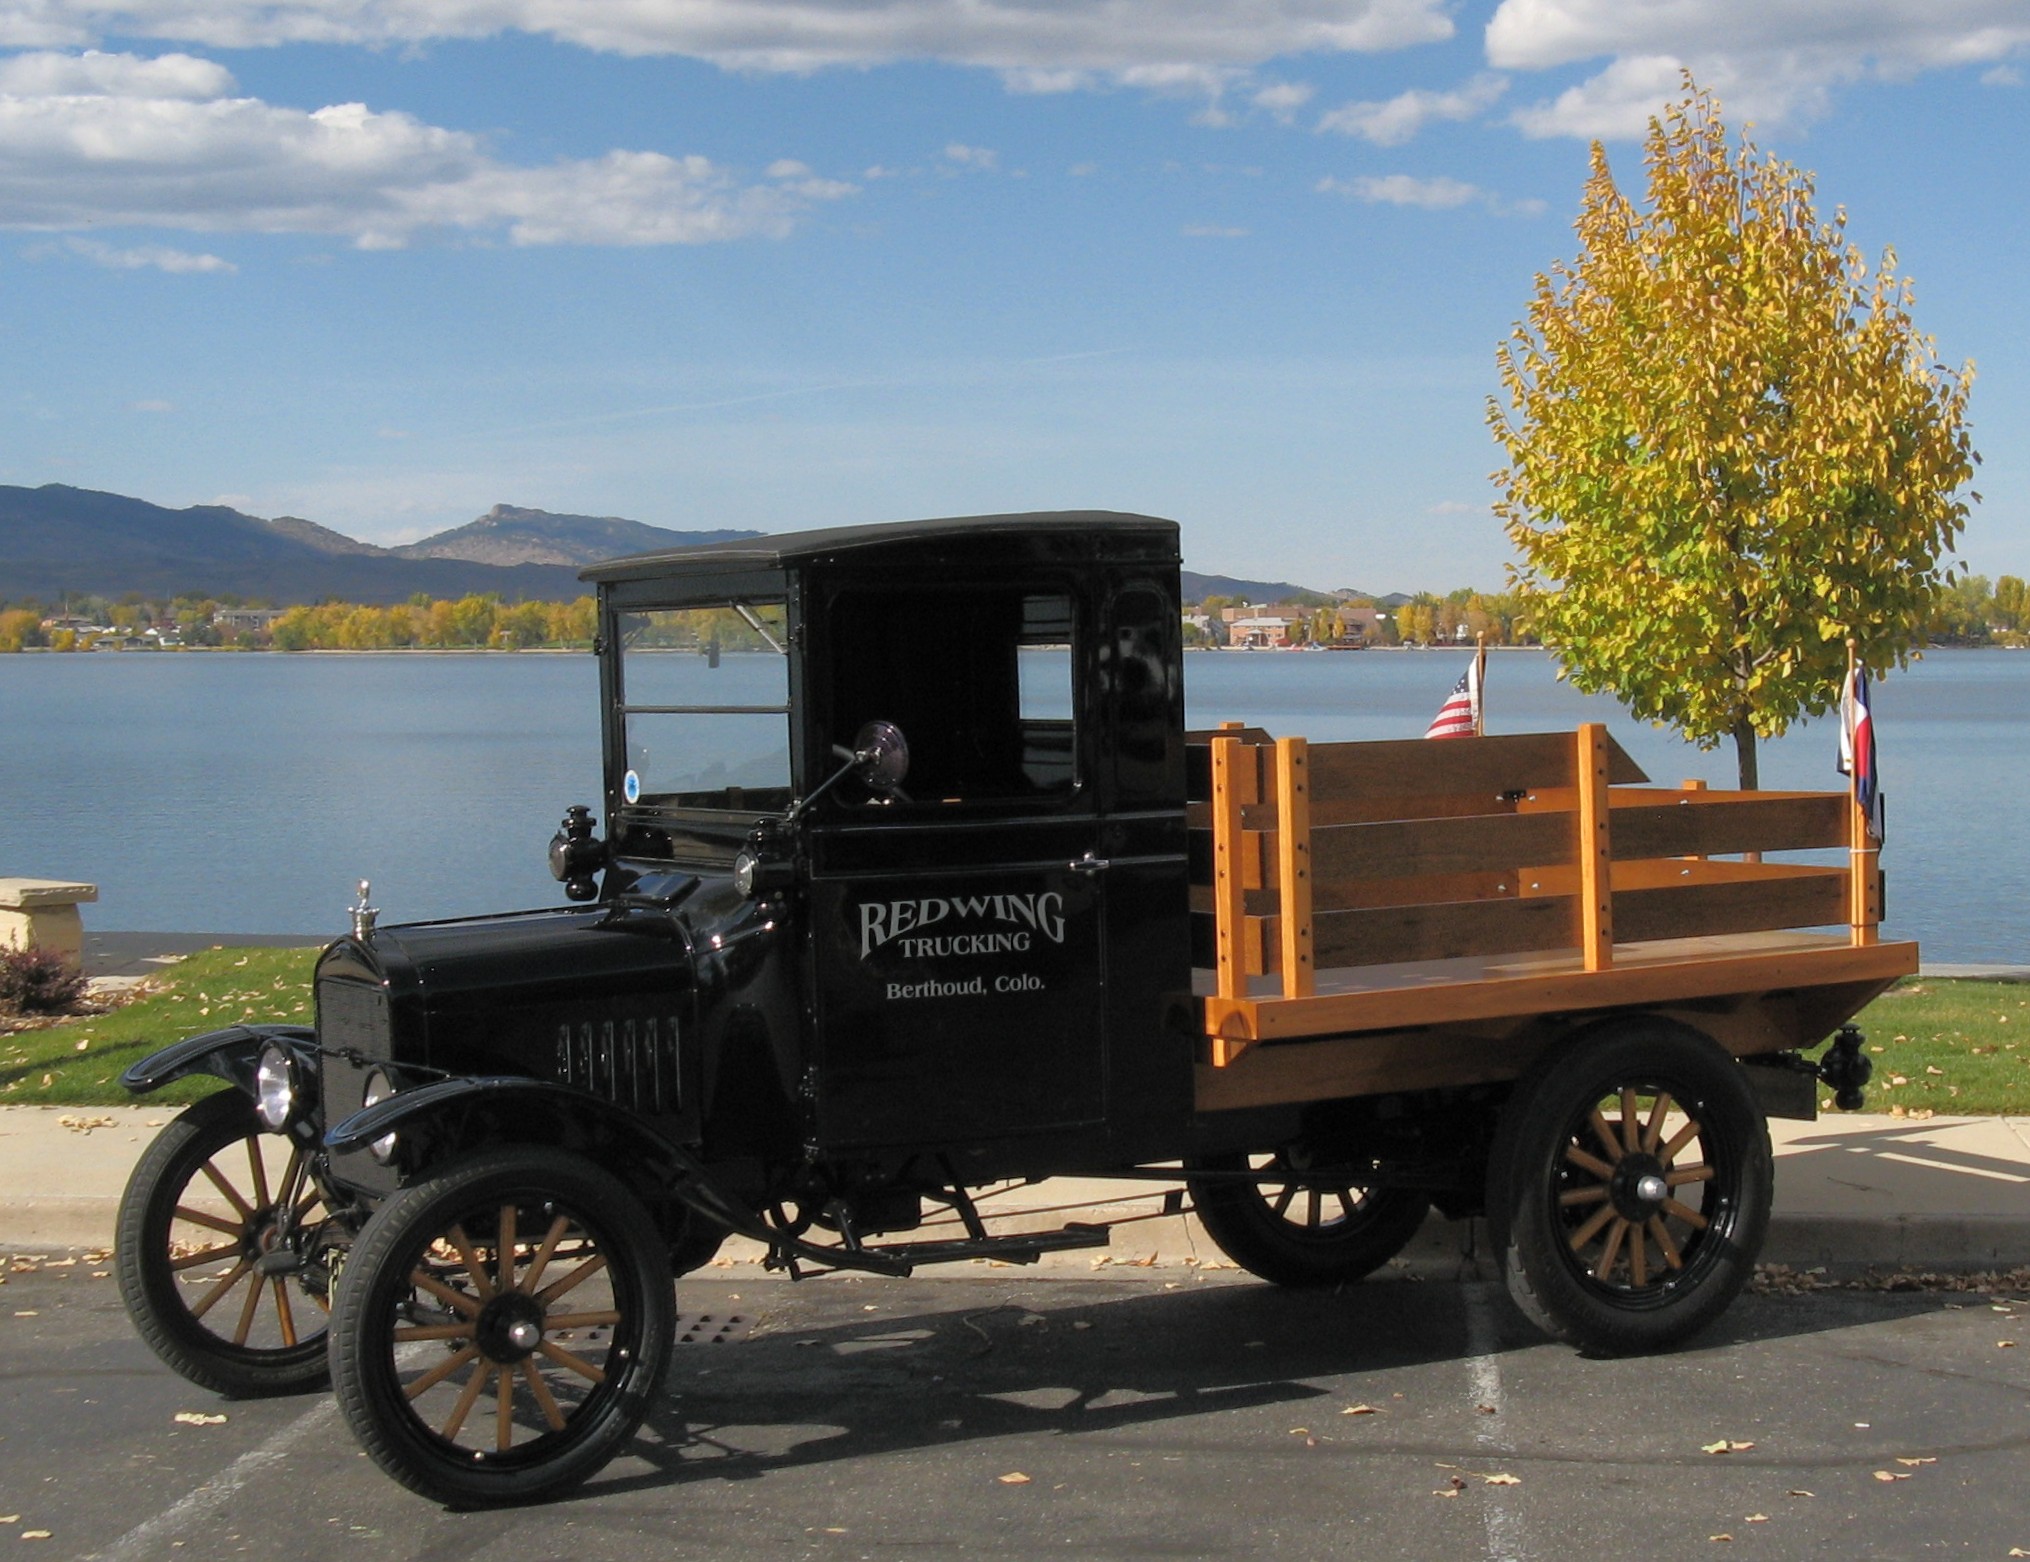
[{"xmin": 1732, "ymin": 716, "xmax": 1759, "ymax": 791}]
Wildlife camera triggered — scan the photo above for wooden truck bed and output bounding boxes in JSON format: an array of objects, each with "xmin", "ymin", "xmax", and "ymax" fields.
[{"xmin": 1186, "ymin": 724, "xmax": 1916, "ymax": 1113}]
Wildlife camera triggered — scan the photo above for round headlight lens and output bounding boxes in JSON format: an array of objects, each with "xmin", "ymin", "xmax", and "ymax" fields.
[
  {"xmin": 254, "ymin": 1045, "xmax": 298, "ymax": 1132},
  {"xmin": 732, "ymin": 850, "xmax": 758, "ymax": 898},
  {"xmin": 361, "ymin": 1067, "xmax": 399, "ymax": 1164}
]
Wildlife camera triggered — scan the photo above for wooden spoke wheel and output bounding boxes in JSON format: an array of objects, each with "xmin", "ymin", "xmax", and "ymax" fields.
[
  {"xmin": 1186, "ymin": 1147, "xmax": 1430, "ymax": 1286},
  {"xmin": 116, "ymin": 1089, "xmax": 337, "ymax": 1396},
  {"xmin": 330, "ymin": 1148, "xmax": 673, "ymax": 1507},
  {"xmin": 1489, "ymin": 1022, "xmax": 1772, "ymax": 1354}
]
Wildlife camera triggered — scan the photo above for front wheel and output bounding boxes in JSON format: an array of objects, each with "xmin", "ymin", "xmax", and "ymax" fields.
[
  {"xmin": 1489, "ymin": 1022, "xmax": 1772, "ymax": 1354},
  {"xmin": 115, "ymin": 1090, "xmax": 337, "ymax": 1396},
  {"xmin": 1186, "ymin": 1149, "xmax": 1431, "ymax": 1286},
  {"xmin": 330, "ymin": 1148, "xmax": 674, "ymax": 1507}
]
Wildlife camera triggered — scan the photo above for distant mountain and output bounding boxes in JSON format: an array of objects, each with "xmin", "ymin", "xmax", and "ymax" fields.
[
  {"xmin": 397, "ymin": 504, "xmax": 755, "ymax": 567},
  {"xmin": 0, "ymin": 486, "xmax": 759, "ymax": 605},
  {"xmin": 1181, "ymin": 570, "xmax": 1340, "ymax": 606}
]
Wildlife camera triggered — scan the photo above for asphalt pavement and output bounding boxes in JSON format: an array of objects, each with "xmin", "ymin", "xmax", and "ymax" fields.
[{"xmin": 3, "ymin": 1267, "xmax": 2027, "ymax": 1560}]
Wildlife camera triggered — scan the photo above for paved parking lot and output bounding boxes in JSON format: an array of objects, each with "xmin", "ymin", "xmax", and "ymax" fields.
[{"xmin": 4, "ymin": 1262, "xmax": 2028, "ymax": 1561}]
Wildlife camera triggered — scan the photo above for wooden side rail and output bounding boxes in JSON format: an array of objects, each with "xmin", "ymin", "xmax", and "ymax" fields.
[{"xmin": 1188, "ymin": 723, "xmax": 1886, "ymax": 1059}]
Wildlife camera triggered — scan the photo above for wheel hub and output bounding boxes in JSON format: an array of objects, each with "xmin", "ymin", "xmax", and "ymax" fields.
[
  {"xmin": 476, "ymin": 1292, "xmax": 548, "ymax": 1365},
  {"xmin": 1609, "ymin": 1152, "xmax": 1670, "ymax": 1222}
]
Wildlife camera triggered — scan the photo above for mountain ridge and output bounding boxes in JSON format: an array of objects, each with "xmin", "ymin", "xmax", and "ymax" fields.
[{"xmin": 0, "ymin": 485, "xmax": 761, "ymax": 605}]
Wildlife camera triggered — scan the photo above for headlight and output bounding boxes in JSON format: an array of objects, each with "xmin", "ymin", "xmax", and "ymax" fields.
[
  {"xmin": 254, "ymin": 1044, "xmax": 299, "ymax": 1131},
  {"xmin": 732, "ymin": 850, "xmax": 758, "ymax": 898},
  {"xmin": 361, "ymin": 1067, "xmax": 399, "ymax": 1164}
]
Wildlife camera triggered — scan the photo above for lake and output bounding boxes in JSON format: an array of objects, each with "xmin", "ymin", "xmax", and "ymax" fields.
[{"xmin": 0, "ymin": 647, "xmax": 2020, "ymax": 961}]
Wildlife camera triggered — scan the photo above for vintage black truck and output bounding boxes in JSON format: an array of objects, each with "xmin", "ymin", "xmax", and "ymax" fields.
[{"xmin": 116, "ymin": 511, "xmax": 1903, "ymax": 1505}]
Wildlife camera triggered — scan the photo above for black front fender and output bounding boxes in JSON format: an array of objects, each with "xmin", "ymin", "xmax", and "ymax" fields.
[
  {"xmin": 326, "ymin": 1077, "xmax": 909, "ymax": 1277},
  {"xmin": 120, "ymin": 1025, "xmax": 318, "ymax": 1097}
]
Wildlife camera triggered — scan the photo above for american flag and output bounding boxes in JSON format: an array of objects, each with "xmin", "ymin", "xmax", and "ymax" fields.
[
  {"xmin": 1838, "ymin": 662, "xmax": 1881, "ymax": 840},
  {"xmin": 1424, "ymin": 655, "xmax": 1482, "ymax": 740}
]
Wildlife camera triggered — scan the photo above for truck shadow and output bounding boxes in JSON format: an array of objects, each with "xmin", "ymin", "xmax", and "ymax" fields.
[{"xmin": 574, "ymin": 1272, "xmax": 1966, "ymax": 1501}]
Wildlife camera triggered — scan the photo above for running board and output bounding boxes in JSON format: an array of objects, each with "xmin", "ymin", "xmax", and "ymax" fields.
[{"xmin": 868, "ymin": 1222, "xmax": 1112, "ymax": 1269}]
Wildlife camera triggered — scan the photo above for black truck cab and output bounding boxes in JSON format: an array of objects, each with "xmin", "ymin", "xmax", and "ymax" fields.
[{"xmin": 583, "ymin": 512, "xmax": 1195, "ymax": 1173}]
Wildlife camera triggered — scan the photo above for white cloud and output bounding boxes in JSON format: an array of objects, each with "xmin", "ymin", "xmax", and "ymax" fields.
[
  {"xmin": 943, "ymin": 141, "xmax": 997, "ymax": 169},
  {"xmin": 1983, "ymin": 63, "xmax": 2023, "ymax": 84},
  {"xmin": 1318, "ymin": 172, "xmax": 1483, "ymax": 208},
  {"xmin": 1252, "ymin": 80, "xmax": 1315, "ymax": 122},
  {"xmin": 0, "ymin": 46, "xmax": 228, "ymax": 95},
  {"xmin": 1508, "ymin": 52, "xmax": 1700, "ymax": 139},
  {"xmin": 1317, "ymin": 71, "xmax": 1506, "ymax": 143},
  {"xmin": 1425, "ymin": 499, "xmax": 1482, "ymax": 514},
  {"xmin": 0, "ymin": 50, "xmax": 856, "ymax": 246},
  {"xmin": 1490, "ymin": 0, "xmax": 2030, "ymax": 137},
  {"xmin": 65, "ymin": 233, "xmax": 234, "ymax": 269},
  {"xmin": 3, "ymin": 1, "xmax": 1455, "ymax": 71}
]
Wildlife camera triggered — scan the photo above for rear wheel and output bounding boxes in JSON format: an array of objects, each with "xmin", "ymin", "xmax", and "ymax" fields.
[
  {"xmin": 1187, "ymin": 1148, "xmax": 1430, "ymax": 1286},
  {"xmin": 1489, "ymin": 1023, "xmax": 1771, "ymax": 1354},
  {"xmin": 330, "ymin": 1148, "xmax": 674, "ymax": 1507},
  {"xmin": 115, "ymin": 1090, "xmax": 336, "ymax": 1396}
]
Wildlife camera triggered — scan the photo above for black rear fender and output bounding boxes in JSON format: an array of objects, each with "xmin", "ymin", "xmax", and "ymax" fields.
[{"xmin": 120, "ymin": 1025, "xmax": 318, "ymax": 1098}]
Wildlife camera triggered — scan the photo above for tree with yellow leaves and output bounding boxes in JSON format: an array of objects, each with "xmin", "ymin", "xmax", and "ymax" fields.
[{"xmin": 1490, "ymin": 79, "xmax": 1978, "ymax": 787}]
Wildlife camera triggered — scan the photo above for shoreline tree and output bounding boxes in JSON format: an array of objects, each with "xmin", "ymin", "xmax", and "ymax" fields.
[{"xmin": 1489, "ymin": 78, "xmax": 1978, "ymax": 788}]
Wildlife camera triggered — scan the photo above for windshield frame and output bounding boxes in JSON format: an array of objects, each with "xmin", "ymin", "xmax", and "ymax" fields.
[{"xmin": 600, "ymin": 574, "xmax": 801, "ymax": 847}]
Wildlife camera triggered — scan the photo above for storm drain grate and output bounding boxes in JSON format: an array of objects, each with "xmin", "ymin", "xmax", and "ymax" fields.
[{"xmin": 674, "ymin": 1312, "xmax": 755, "ymax": 1346}]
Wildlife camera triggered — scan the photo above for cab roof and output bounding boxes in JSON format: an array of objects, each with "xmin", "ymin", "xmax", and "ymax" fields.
[{"xmin": 579, "ymin": 510, "xmax": 1179, "ymax": 584}]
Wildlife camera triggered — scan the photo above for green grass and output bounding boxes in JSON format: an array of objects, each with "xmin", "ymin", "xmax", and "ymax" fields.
[
  {"xmin": 3, "ymin": 951, "xmax": 2027, "ymax": 1115},
  {"xmin": 0, "ymin": 946, "xmax": 317, "ymax": 1108},
  {"xmin": 1845, "ymin": 979, "xmax": 2030, "ymax": 1117}
]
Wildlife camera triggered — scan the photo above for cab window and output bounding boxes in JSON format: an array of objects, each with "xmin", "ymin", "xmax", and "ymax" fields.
[{"xmin": 828, "ymin": 587, "xmax": 1075, "ymax": 804}]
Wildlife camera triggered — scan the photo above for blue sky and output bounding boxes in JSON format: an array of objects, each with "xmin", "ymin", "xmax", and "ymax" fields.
[{"xmin": 2, "ymin": 1, "xmax": 2025, "ymax": 595}]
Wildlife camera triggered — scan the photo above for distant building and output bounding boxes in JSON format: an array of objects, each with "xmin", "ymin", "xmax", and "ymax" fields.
[
  {"xmin": 213, "ymin": 608, "xmax": 285, "ymax": 633},
  {"xmin": 1228, "ymin": 615, "xmax": 1294, "ymax": 649},
  {"xmin": 1334, "ymin": 606, "xmax": 1390, "ymax": 645}
]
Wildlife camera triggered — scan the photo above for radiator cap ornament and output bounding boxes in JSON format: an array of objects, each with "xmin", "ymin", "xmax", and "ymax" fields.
[{"xmin": 350, "ymin": 878, "xmax": 378, "ymax": 940}]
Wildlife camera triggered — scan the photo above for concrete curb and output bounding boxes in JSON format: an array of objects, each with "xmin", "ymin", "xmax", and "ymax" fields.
[{"xmin": 5, "ymin": 1104, "xmax": 2027, "ymax": 1275}]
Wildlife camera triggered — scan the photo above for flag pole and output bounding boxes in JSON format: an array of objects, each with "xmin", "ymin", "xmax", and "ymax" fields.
[
  {"xmin": 1845, "ymin": 637, "xmax": 1878, "ymax": 946},
  {"xmin": 1473, "ymin": 632, "xmax": 1487, "ymax": 737}
]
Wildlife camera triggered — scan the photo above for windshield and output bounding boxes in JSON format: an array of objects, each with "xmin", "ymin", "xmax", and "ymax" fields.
[{"xmin": 616, "ymin": 602, "xmax": 790, "ymax": 812}]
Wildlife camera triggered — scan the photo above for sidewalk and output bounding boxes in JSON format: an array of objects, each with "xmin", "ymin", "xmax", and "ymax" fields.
[
  {"xmin": 3, "ymin": 935, "xmax": 2022, "ymax": 1272},
  {"xmin": 4, "ymin": 1103, "xmax": 2025, "ymax": 1273}
]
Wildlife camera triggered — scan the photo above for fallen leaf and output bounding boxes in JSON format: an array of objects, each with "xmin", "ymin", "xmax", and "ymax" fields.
[
  {"xmin": 1476, "ymin": 1403, "xmax": 1497, "ymax": 1415},
  {"xmin": 2006, "ymin": 1549, "xmax": 2028, "ymax": 1557},
  {"xmin": 1895, "ymin": 1457, "xmax": 1937, "ymax": 1467},
  {"xmin": 20, "ymin": 1531, "xmax": 50, "ymax": 1541},
  {"xmin": 1710, "ymin": 1535, "xmax": 1733, "ymax": 1544},
  {"xmin": 12, "ymin": 1311, "xmax": 38, "ymax": 1318},
  {"xmin": 2001, "ymin": 1341, "xmax": 2019, "ymax": 1349},
  {"xmin": 1701, "ymin": 1440, "xmax": 1755, "ymax": 1454},
  {"xmin": 996, "ymin": 1472, "xmax": 1031, "ymax": 1486},
  {"xmin": 1482, "ymin": 1473, "xmax": 1521, "ymax": 1486},
  {"xmin": 1786, "ymin": 1490, "xmax": 1814, "ymax": 1498},
  {"xmin": 1872, "ymin": 1471, "xmax": 1910, "ymax": 1483},
  {"xmin": 1342, "ymin": 1404, "xmax": 1382, "ymax": 1416},
  {"xmin": 1432, "ymin": 1489, "xmax": 1461, "ymax": 1499},
  {"xmin": 1746, "ymin": 1514, "xmax": 1768, "ymax": 1523},
  {"xmin": 1925, "ymin": 1066, "xmax": 1944, "ymax": 1076},
  {"xmin": 173, "ymin": 1412, "xmax": 228, "ymax": 1426},
  {"xmin": 1288, "ymin": 1428, "xmax": 1310, "ymax": 1437},
  {"xmin": 0, "ymin": 1516, "xmax": 18, "ymax": 1524}
]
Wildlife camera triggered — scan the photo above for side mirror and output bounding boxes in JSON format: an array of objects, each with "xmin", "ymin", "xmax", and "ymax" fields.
[{"xmin": 848, "ymin": 720, "xmax": 909, "ymax": 794}]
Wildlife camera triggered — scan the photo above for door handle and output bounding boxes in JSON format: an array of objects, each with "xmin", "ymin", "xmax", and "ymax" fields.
[{"xmin": 1070, "ymin": 851, "xmax": 1111, "ymax": 876}]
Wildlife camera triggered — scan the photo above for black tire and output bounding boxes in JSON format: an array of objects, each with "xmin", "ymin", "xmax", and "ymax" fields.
[
  {"xmin": 1489, "ymin": 1022, "xmax": 1771, "ymax": 1355},
  {"xmin": 115, "ymin": 1090, "xmax": 335, "ymax": 1396},
  {"xmin": 1187, "ymin": 1148, "xmax": 1431, "ymax": 1286},
  {"xmin": 330, "ymin": 1148, "xmax": 674, "ymax": 1507}
]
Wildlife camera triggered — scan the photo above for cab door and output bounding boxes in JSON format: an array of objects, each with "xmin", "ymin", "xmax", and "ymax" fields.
[{"xmin": 802, "ymin": 584, "xmax": 1109, "ymax": 1150}]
